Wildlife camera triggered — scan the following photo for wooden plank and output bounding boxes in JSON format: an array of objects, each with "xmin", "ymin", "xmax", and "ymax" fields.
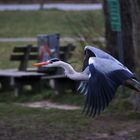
[
  {"xmin": 13, "ymin": 46, "xmax": 38, "ymax": 53},
  {"xmin": 0, "ymin": 70, "xmax": 44, "ymax": 77},
  {"xmin": 18, "ymin": 45, "xmax": 31, "ymax": 71},
  {"xmin": 10, "ymin": 45, "xmax": 39, "ymax": 70},
  {"xmin": 41, "ymin": 74, "xmax": 66, "ymax": 79},
  {"xmin": 10, "ymin": 54, "xmax": 38, "ymax": 60}
]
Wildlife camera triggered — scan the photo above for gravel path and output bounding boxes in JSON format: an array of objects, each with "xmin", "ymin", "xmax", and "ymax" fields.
[
  {"xmin": 0, "ymin": 3, "xmax": 102, "ymax": 11},
  {"xmin": 20, "ymin": 100, "xmax": 81, "ymax": 110}
]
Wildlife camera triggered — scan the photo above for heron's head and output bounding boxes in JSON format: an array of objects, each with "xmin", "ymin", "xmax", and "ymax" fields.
[{"xmin": 32, "ymin": 58, "xmax": 61, "ymax": 67}]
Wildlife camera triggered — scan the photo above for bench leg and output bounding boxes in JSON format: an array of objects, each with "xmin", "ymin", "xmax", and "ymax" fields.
[
  {"xmin": 0, "ymin": 77, "xmax": 15, "ymax": 91},
  {"xmin": 53, "ymin": 78, "xmax": 76, "ymax": 95}
]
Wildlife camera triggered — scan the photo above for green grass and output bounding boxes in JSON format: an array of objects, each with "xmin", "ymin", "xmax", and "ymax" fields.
[
  {"xmin": 0, "ymin": 103, "xmax": 139, "ymax": 140},
  {"xmin": 0, "ymin": 10, "xmax": 104, "ymax": 38}
]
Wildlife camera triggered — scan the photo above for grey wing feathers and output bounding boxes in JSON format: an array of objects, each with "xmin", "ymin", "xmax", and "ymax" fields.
[
  {"xmin": 81, "ymin": 62, "xmax": 135, "ymax": 117},
  {"xmin": 82, "ymin": 64, "xmax": 118, "ymax": 117},
  {"xmin": 84, "ymin": 45, "xmax": 132, "ymax": 74},
  {"xmin": 85, "ymin": 45, "xmax": 122, "ymax": 65}
]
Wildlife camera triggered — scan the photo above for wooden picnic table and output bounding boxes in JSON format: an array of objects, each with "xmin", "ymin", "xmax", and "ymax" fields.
[
  {"xmin": 0, "ymin": 34, "xmax": 76, "ymax": 95},
  {"xmin": 0, "ymin": 69, "xmax": 45, "ymax": 96}
]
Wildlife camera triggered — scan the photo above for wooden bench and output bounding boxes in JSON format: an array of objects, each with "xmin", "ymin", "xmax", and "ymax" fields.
[
  {"xmin": 10, "ymin": 43, "xmax": 75, "ymax": 70},
  {"xmin": 10, "ymin": 44, "xmax": 38, "ymax": 71},
  {"xmin": 0, "ymin": 70, "xmax": 44, "ymax": 96},
  {"xmin": 0, "ymin": 43, "xmax": 76, "ymax": 95}
]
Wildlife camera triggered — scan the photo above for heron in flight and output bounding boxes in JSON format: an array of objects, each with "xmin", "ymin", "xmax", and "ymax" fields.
[{"xmin": 33, "ymin": 46, "xmax": 140, "ymax": 117}]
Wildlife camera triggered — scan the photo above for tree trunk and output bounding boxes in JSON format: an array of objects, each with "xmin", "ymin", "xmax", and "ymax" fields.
[
  {"xmin": 103, "ymin": 0, "xmax": 118, "ymax": 57},
  {"xmin": 130, "ymin": 0, "xmax": 140, "ymax": 76},
  {"xmin": 103, "ymin": 0, "xmax": 135, "ymax": 70},
  {"xmin": 103, "ymin": 0, "xmax": 140, "ymax": 110},
  {"xmin": 129, "ymin": 0, "xmax": 140, "ymax": 111}
]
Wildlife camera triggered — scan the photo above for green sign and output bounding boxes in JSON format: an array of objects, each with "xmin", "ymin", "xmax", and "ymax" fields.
[{"xmin": 107, "ymin": 0, "xmax": 121, "ymax": 31}]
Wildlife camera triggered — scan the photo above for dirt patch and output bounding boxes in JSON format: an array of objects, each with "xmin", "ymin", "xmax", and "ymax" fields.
[{"xmin": 19, "ymin": 100, "xmax": 81, "ymax": 110}]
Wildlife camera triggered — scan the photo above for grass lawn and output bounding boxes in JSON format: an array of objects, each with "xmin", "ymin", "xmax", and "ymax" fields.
[
  {"xmin": 0, "ymin": 102, "xmax": 139, "ymax": 140},
  {"xmin": 0, "ymin": 87, "xmax": 139, "ymax": 140},
  {"xmin": 0, "ymin": 10, "xmax": 104, "ymax": 38}
]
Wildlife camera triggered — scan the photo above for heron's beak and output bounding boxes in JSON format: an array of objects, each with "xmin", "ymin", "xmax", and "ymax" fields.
[{"xmin": 32, "ymin": 61, "xmax": 50, "ymax": 67}]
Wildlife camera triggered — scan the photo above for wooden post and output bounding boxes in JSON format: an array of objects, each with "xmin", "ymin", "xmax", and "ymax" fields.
[{"xmin": 19, "ymin": 44, "xmax": 32, "ymax": 71}]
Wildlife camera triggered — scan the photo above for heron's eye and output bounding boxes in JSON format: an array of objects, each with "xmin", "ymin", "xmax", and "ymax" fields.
[
  {"xmin": 50, "ymin": 61, "xmax": 53, "ymax": 63},
  {"xmin": 50, "ymin": 58, "xmax": 60, "ymax": 62}
]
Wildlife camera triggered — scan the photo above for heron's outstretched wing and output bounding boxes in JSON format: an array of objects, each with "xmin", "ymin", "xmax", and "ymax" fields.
[
  {"xmin": 81, "ymin": 60, "xmax": 135, "ymax": 117},
  {"xmin": 83, "ymin": 45, "xmax": 132, "ymax": 75},
  {"xmin": 83, "ymin": 46, "xmax": 126, "ymax": 71},
  {"xmin": 85, "ymin": 46, "xmax": 121, "ymax": 63},
  {"xmin": 83, "ymin": 64, "xmax": 117, "ymax": 117}
]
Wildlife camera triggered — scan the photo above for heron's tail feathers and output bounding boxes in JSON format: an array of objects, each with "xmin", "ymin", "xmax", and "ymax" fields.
[{"xmin": 124, "ymin": 78, "xmax": 140, "ymax": 92}]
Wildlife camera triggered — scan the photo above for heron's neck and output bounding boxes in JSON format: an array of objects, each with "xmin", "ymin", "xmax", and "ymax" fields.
[{"xmin": 60, "ymin": 62, "xmax": 89, "ymax": 81}]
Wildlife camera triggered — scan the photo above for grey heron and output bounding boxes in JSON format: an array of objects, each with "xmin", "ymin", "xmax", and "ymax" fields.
[{"xmin": 33, "ymin": 46, "xmax": 140, "ymax": 117}]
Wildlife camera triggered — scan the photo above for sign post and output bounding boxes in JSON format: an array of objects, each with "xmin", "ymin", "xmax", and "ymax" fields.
[{"xmin": 107, "ymin": 0, "xmax": 124, "ymax": 64}]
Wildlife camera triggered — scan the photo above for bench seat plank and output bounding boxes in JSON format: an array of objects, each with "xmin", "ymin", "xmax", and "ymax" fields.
[
  {"xmin": 10, "ymin": 54, "xmax": 38, "ymax": 61},
  {"xmin": 0, "ymin": 70, "xmax": 44, "ymax": 77},
  {"xmin": 41, "ymin": 74, "xmax": 66, "ymax": 79}
]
